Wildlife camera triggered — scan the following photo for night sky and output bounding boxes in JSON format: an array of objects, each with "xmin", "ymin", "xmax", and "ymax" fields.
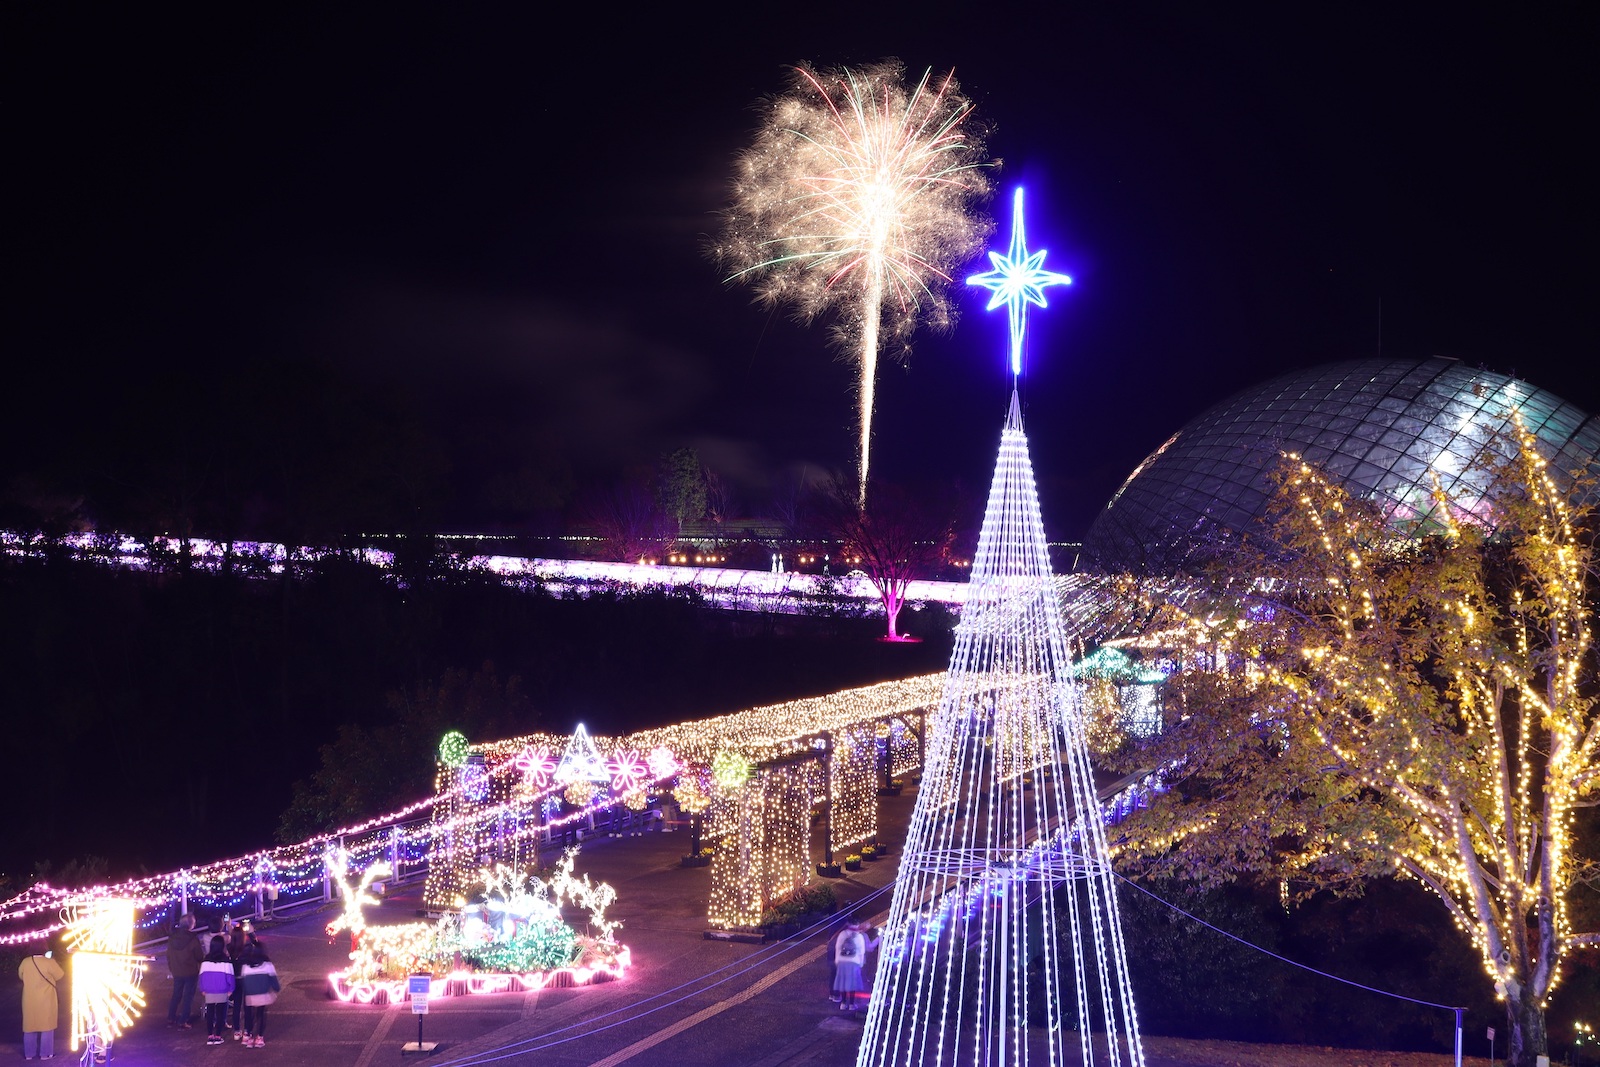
[{"xmin": 6, "ymin": 6, "xmax": 1594, "ymax": 540}]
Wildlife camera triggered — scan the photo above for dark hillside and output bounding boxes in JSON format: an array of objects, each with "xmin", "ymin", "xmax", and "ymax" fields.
[{"xmin": 0, "ymin": 554, "xmax": 951, "ymax": 881}]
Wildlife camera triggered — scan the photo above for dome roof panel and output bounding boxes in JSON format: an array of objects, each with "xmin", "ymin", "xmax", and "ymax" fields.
[{"xmin": 1082, "ymin": 357, "xmax": 1600, "ymax": 574}]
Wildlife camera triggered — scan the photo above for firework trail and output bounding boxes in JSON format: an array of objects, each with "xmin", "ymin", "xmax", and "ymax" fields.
[{"xmin": 715, "ymin": 60, "xmax": 993, "ymax": 505}]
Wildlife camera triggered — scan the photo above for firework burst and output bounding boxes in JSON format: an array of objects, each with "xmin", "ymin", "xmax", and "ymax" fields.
[{"xmin": 716, "ymin": 60, "xmax": 993, "ymax": 504}]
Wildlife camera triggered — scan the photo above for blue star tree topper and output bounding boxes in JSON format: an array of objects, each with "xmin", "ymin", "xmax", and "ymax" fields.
[{"xmin": 967, "ymin": 186, "xmax": 1073, "ymax": 377}]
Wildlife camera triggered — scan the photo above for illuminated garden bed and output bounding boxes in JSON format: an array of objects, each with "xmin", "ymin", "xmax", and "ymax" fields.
[
  {"xmin": 329, "ymin": 947, "xmax": 630, "ymax": 1004},
  {"xmin": 324, "ymin": 847, "xmax": 629, "ymax": 1003}
]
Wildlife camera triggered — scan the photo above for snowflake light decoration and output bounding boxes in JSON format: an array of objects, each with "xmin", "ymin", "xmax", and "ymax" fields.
[{"xmin": 646, "ymin": 745, "xmax": 679, "ymax": 782}]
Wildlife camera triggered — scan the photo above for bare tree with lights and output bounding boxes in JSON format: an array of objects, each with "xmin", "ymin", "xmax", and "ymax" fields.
[
  {"xmin": 818, "ymin": 476, "xmax": 966, "ymax": 641},
  {"xmin": 714, "ymin": 60, "xmax": 993, "ymax": 507},
  {"xmin": 1114, "ymin": 428, "xmax": 1600, "ymax": 1067}
]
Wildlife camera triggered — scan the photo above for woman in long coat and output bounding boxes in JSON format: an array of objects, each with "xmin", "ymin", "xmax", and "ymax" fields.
[{"xmin": 19, "ymin": 950, "xmax": 66, "ymax": 1060}]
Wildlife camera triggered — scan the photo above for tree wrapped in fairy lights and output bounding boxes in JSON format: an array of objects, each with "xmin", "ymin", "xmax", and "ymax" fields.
[
  {"xmin": 1113, "ymin": 423, "xmax": 1599, "ymax": 1067},
  {"xmin": 859, "ymin": 187, "xmax": 1142, "ymax": 1067}
]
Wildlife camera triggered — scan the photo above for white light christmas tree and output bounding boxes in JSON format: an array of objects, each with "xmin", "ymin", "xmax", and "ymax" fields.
[
  {"xmin": 858, "ymin": 189, "xmax": 1142, "ymax": 1067},
  {"xmin": 555, "ymin": 723, "xmax": 611, "ymax": 785}
]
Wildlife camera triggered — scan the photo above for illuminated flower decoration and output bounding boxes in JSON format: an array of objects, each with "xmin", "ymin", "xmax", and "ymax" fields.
[
  {"xmin": 673, "ymin": 776, "xmax": 711, "ymax": 814},
  {"xmin": 646, "ymin": 745, "xmax": 679, "ymax": 782},
  {"xmin": 607, "ymin": 749, "xmax": 648, "ymax": 794},
  {"xmin": 711, "ymin": 749, "xmax": 753, "ymax": 791},
  {"xmin": 621, "ymin": 787, "xmax": 648, "ymax": 812},
  {"xmin": 438, "ymin": 730, "xmax": 470, "ymax": 768},
  {"xmin": 514, "ymin": 745, "xmax": 556, "ymax": 789},
  {"xmin": 518, "ymin": 748, "xmax": 563, "ymax": 796},
  {"xmin": 564, "ymin": 780, "xmax": 598, "ymax": 807}
]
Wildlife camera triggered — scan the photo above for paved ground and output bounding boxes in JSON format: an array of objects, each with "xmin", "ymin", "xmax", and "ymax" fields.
[
  {"xmin": 2, "ymin": 793, "xmax": 919, "ymax": 1067},
  {"xmin": 3, "ymin": 792, "xmax": 1478, "ymax": 1067}
]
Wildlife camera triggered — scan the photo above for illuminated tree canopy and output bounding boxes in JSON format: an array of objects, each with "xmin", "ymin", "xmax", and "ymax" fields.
[{"xmin": 1112, "ymin": 425, "xmax": 1600, "ymax": 1067}]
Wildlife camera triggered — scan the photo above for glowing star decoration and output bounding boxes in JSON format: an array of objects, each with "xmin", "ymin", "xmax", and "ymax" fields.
[
  {"xmin": 966, "ymin": 186, "xmax": 1072, "ymax": 378},
  {"xmin": 438, "ymin": 730, "xmax": 470, "ymax": 767},
  {"xmin": 717, "ymin": 61, "xmax": 993, "ymax": 505},
  {"xmin": 63, "ymin": 898, "xmax": 148, "ymax": 1058},
  {"xmin": 607, "ymin": 749, "xmax": 648, "ymax": 794},
  {"xmin": 514, "ymin": 744, "xmax": 557, "ymax": 789},
  {"xmin": 555, "ymin": 723, "xmax": 610, "ymax": 786},
  {"xmin": 645, "ymin": 745, "xmax": 679, "ymax": 782}
]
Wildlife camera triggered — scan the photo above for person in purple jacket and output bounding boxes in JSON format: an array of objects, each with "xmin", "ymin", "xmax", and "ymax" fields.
[{"xmin": 197, "ymin": 937, "xmax": 236, "ymax": 1045}]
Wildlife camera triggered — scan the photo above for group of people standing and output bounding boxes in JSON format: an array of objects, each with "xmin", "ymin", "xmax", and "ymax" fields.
[{"xmin": 166, "ymin": 913, "xmax": 281, "ymax": 1048}]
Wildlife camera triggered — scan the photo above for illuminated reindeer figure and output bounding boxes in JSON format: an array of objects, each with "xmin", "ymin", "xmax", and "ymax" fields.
[
  {"xmin": 546, "ymin": 848, "xmax": 620, "ymax": 942},
  {"xmin": 323, "ymin": 848, "xmax": 439, "ymax": 982}
]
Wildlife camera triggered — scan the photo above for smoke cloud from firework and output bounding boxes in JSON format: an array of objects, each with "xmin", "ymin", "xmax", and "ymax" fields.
[{"xmin": 715, "ymin": 60, "xmax": 994, "ymax": 504}]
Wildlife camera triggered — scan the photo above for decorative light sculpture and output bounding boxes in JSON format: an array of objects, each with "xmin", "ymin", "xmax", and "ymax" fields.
[
  {"xmin": 860, "ymin": 192, "xmax": 1141, "ymax": 1065},
  {"xmin": 515, "ymin": 744, "xmax": 556, "ymax": 785},
  {"xmin": 326, "ymin": 848, "xmax": 628, "ymax": 1004},
  {"xmin": 555, "ymin": 723, "xmax": 611, "ymax": 785},
  {"xmin": 64, "ymin": 898, "xmax": 148, "ymax": 1060},
  {"xmin": 967, "ymin": 187, "xmax": 1072, "ymax": 378}
]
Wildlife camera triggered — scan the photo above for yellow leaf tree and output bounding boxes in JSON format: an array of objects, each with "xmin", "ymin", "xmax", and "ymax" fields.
[{"xmin": 1114, "ymin": 424, "xmax": 1599, "ymax": 1067}]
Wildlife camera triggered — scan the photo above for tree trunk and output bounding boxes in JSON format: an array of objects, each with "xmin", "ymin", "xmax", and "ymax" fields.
[{"xmin": 1506, "ymin": 984, "xmax": 1548, "ymax": 1067}]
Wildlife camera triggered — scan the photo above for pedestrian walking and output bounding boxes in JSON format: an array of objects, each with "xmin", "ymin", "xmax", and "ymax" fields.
[
  {"xmin": 238, "ymin": 941, "xmax": 281, "ymax": 1048},
  {"xmin": 19, "ymin": 948, "xmax": 65, "ymax": 1060},
  {"xmin": 165, "ymin": 912, "xmax": 205, "ymax": 1027},
  {"xmin": 198, "ymin": 936, "xmax": 236, "ymax": 1045}
]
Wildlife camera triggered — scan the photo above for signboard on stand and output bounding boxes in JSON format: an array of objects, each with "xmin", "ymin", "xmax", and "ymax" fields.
[{"xmin": 402, "ymin": 975, "xmax": 437, "ymax": 1054}]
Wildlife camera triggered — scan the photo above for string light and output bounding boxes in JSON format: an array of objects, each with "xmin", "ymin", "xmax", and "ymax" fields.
[
  {"xmin": 1, "ymin": 673, "xmax": 938, "ymax": 943},
  {"xmin": 1117, "ymin": 414, "xmax": 1598, "ymax": 1037},
  {"xmin": 857, "ymin": 391, "xmax": 1145, "ymax": 1067},
  {"xmin": 326, "ymin": 848, "xmax": 628, "ymax": 1003}
]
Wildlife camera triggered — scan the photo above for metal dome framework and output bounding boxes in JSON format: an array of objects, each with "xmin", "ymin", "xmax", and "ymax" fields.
[{"xmin": 1084, "ymin": 357, "xmax": 1600, "ymax": 573}]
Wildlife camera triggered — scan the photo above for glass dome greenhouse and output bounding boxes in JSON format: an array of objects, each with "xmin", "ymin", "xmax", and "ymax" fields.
[{"xmin": 1082, "ymin": 357, "xmax": 1600, "ymax": 574}]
